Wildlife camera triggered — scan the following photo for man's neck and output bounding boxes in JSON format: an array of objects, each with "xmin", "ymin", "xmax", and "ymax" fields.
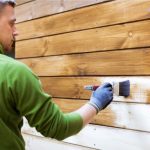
[{"xmin": 0, "ymin": 44, "xmax": 4, "ymax": 54}]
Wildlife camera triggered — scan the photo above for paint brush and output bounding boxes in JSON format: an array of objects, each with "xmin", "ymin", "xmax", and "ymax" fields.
[{"xmin": 84, "ymin": 80, "xmax": 130, "ymax": 97}]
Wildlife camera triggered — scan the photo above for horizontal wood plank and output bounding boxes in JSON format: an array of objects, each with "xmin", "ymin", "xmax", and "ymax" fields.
[
  {"xmin": 65, "ymin": 125, "xmax": 150, "ymax": 150},
  {"xmin": 39, "ymin": 77, "xmax": 150, "ymax": 103},
  {"xmin": 16, "ymin": 20, "xmax": 150, "ymax": 58},
  {"xmin": 23, "ymin": 133, "xmax": 93, "ymax": 150},
  {"xmin": 52, "ymin": 98, "xmax": 150, "ymax": 132},
  {"xmin": 19, "ymin": 48, "xmax": 150, "ymax": 76},
  {"xmin": 16, "ymin": 0, "xmax": 150, "ymax": 41},
  {"xmin": 16, "ymin": 0, "xmax": 33, "ymax": 5},
  {"xmin": 16, "ymin": 0, "xmax": 110, "ymax": 23},
  {"xmin": 22, "ymin": 122, "xmax": 150, "ymax": 150}
]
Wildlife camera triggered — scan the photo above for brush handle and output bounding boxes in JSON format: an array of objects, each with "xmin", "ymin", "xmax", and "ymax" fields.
[
  {"xmin": 91, "ymin": 86, "xmax": 99, "ymax": 91},
  {"xmin": 84, "ymin": 85, "xmax": 100, "ymax": 91}
]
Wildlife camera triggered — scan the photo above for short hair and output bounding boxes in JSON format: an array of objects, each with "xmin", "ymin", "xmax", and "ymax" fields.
[{"xmin": 0, "ymin": 0, "xmax": 16, "ymax": 11}]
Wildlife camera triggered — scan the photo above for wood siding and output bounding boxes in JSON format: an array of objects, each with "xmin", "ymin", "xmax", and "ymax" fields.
[{"xmin": 16, "ymin": 0, "xmax": 150, "ymax": 149}]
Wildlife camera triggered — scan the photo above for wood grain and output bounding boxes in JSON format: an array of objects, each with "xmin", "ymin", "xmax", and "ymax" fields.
[
  {"xmin": 39, "ymin": 77, "xmax": 150, "ymax": 104},
  {"xmin": 52, "ymin": 98, "xmax": 150, "ymax": 132},
  {"xmin": 64, "ymin": 125, "xmax": 150, "ymax": 150},
  {"xmin": 19, "ymin": 48, "xmax": 150, "ymax": 76},
  {"xmin": 16, "ymin": 20, "xmax": 150, "ymax": 58},
  {"xmin": 16, "ymin": 0, "xmax": 150, "ymax": 40},
  {"xmin": 23, "ymin": 133, "xmax": 93, "ymax": 150},
  {"xmin": 16, "ymin": 0, "xmax": 33, "ymax": 5},
  {"xmin": 22, "ymin": 121, "xmax": 150, "ymax": 150},
  {"xmin": 16, "ymin": 0, "xmax": 110, "ymax": 23}
]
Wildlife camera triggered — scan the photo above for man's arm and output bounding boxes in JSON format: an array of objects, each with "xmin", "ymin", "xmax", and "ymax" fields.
[
  {"xmin": 75, "ymin": 103, "xmax": 97, "ymax": 127},
  {"xmin": 7, "ymin": 61, "xmax": 112, "ymax": 140},
  {"xmin": 7, "ymin": 62, "xmax": 83, "ymax": 140}
]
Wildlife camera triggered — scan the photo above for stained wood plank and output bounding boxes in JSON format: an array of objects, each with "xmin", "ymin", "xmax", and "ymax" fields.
[
  {"xmin": 16, "ymin": 0, "xmax": 150, "ymax": 41},
  {"xmin": 23, "ymin": 133, "xmax": 93, "ymax": 150},
  {"xmin": 52, "ymin": 99, "xmax": 150, "ymax": 132},
  {"xmin": 19, "ymin": 48, "xmax": 150, "ymax": 76},
  {"xmin": 16, "ymin": 0, "xmax": 111, "ymax": 23},
  {"xmin": 16, "ymin": 20, "xmax": 150, "ymax": 58},
  {"xmin": 22, "ymin": 123, "xmax": 150, "ymax": 150},
  {"xmin": 39, "ymin": 77, "xmax": 150, "ymax": 104}
]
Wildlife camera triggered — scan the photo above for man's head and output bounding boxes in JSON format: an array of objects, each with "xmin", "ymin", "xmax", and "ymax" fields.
[{"xmin": 0, "ymin": 0, "xmax": 18, "ymax": 53}]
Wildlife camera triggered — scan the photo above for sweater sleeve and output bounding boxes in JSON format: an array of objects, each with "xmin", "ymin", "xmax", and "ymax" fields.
[{"xmin": 6, "ymin": 62, "xmax": 83, "ymax": 140}]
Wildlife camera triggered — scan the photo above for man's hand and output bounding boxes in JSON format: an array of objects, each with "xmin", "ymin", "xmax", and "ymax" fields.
[
  {"xmin": 74, "ymin": 83, "xmax": 113, "ymax": 127},
  {"xmin": 89, "ymin": 83, "xmax": 113, "ymax": 113}
]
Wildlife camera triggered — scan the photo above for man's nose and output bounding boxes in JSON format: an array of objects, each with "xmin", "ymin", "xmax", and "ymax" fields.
[
  {"xmin": 13, "ymin": 30, "xmax": 19, "ymax": 37},
  {"xmin": 13, "ymin": 26, "xmax": 19, "ymax": 37}
]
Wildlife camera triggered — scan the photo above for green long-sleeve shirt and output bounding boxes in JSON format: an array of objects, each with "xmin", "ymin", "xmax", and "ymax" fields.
[{"xmin": 0, "ymin": 45, "xmax": 83, "ymax": 150}]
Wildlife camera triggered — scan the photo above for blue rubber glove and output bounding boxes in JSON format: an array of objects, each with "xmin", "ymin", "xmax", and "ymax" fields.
[{"xmin": 89, "ymin": 83, "xmax": 113, "ymax": 113}]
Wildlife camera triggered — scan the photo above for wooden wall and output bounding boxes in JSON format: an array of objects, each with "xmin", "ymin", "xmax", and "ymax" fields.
[{"xmin": 16, "ymin": 0, "xmax": 150, "ymax": 149}]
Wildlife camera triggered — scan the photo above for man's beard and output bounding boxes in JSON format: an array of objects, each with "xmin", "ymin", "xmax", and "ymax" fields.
[{"xmin": 5, "ymin": 40, "xmax": 15, "ymax": 58}]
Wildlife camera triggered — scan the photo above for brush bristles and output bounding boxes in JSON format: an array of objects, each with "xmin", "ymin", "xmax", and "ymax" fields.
[{"xmin": 119, "ymin": 80, "xmax": 130, "ymax": 97}]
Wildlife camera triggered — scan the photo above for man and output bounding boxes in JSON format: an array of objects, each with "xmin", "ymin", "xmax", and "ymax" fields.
[{"xmin": 0, "ymin": 0, "xmax": 113, "ymax": 149}]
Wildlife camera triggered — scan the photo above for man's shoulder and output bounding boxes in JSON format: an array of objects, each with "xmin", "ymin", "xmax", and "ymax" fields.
[{"xmin": 0, "ymin": 54, "xmax": 31, "ymax": 73}]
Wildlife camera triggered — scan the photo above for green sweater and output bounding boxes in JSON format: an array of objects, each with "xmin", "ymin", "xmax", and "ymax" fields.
[{"xmin": 0, "ymin": 45, "xmax": 83, "ymax": 150}]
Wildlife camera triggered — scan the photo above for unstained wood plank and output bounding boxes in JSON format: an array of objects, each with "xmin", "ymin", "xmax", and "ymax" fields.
[
  {"xmin": 52, "ymin": 98, "xmax": 150, "ymax": 132},
  {"xmin": 23, "ymin": 133, "xmax": 93, "ymax": 150},
  {"xmin": 22, "ymin": 122, "xmax": 150, "ymax": 150},
  {"xmin": 16, "ymin": 0, "xmax": 33, "ymax": 5},
  {"xmin": 16, "ymin": 0, "xmax": 111, "ymax": 23}
]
